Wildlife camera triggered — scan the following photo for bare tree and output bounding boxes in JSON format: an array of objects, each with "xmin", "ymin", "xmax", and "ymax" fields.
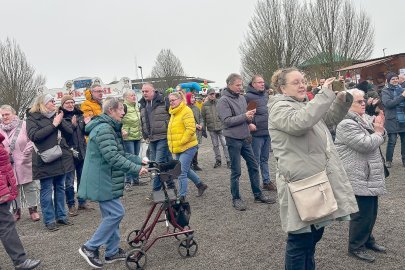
[
  {"xmin": 240, "ymin": 0, "xmax": 308, "ymax": 83},
  {"xmin": 150, "ymin": 49, "xmax": 185, "ymax": 90},
  {"xmin": 0, "ymin": 38, "xmax": 45, "ymax": 117},
  {"xmin": 304, "ymin": 0, "xmax": 374, "ymax": 76}
]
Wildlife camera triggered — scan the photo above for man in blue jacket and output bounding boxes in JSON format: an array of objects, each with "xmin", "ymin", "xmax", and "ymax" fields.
[{"xmin": 78, "ymin": 97, "xmax": 148, "ymax": 269}]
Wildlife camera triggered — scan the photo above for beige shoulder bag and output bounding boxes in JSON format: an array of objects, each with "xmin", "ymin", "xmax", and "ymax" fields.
[{"xmin": 286, "ymin": 130, "xmax": 338, "ymax": 222}]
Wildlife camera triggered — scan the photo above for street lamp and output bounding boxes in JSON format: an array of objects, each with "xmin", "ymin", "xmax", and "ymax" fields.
[
  {"xmin": 383, "ymin": 48, "xmax": 387, "ymax": 57},
  {"xmin": 138, "ymin": 66, "xmax": 144, "ymax": 83}
]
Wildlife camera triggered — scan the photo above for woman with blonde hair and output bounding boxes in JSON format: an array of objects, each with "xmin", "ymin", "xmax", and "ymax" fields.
[
  {"xmin": 167, "ymin": 92, "xmax": 208, "ymax": 201},
  {"xmin": 26, "ymin": 94, "xmax": 74, "ymax": 231},
  {"xmin": 0, "ymin": 105, "xmax": 39, "ymax": 221},
  {"xmin": 268, "ymin": 68, "xmax": 358, "ymax": 269}
]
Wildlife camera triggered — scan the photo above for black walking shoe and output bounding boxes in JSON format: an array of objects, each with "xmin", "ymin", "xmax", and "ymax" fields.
[
  {"xmin": 192, "ymin": 164, "xmax": 203, "ymax": 171},
  {"xmin": 57, "ymin": 219, "xmax": 74, "ymax": 226},
  {"xmin": 232, "ymin": 199, "xmax": 247, "ymax": 211},
  {"xmin": 254, "ymin": 194, "xmax": 276, "ymax": 204},
  {"xmin": 105, "ymin": 248, "xmax": 127, "ymax": 264},
  {"xmin": 365, "ymin": 243, "xmax": 386, "ymax": 253},
  {"xmin": 79, "ymin": 245, "xmax": 103, "ymax": 269},
  {"xmin": 213, "ymin": 160, "xmax": 221, "ymax": 168},
  {"xmin": 349, "ymin": 249, "xmax": 375, "ymax": 262},
  {"xmin": 15, "ymin": 259, "xmax": 41, "ymax": 270},
  {"xmin": 45, "ymin": 222, "xmax": 59, "ymax": 231}
]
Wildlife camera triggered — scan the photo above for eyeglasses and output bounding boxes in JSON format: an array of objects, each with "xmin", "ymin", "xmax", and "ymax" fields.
[
  {"xmin": 64, "ymin": 101, "xmax": 75, "ymax": 105},
  {"xmin": 169, "ymin": 98, "xmax": 179, "ymax": 103},
  {"xmin": 253, "ymin": 81, "xmax": 265, "ymax": 84},
  {"xmin": 50, "ymin": 100, "xmax": 56, "ymax": 103},
  {"xmin": 354, "ymin": 99, "xmax": 366, "ymax": 105},
  {"xmin": 286, "ymin": 80, "xmax": 307, "ymax": 86},
  {"xmin": 92, "ymin": 90, "xmax": 103, "ymax": 93}
]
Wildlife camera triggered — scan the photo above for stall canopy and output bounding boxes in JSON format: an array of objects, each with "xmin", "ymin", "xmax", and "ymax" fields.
[{"xmin": 335, "ymin": 57, "xmax": 393, "ymax": 72}]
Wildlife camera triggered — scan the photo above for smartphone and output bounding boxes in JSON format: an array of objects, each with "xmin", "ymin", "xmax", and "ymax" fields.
[{"xmin": 332, "ymin": 80, "xmax": 344, "ymax": 92}]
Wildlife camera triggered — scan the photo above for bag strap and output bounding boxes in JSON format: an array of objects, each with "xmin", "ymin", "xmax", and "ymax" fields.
[
  {"xmin": 9, "ymin": 120, "xmax": 23, "ymax": 152},
  {"xmin": 32, "ymin": 129, "xmax": 61, "ymax": 153}
]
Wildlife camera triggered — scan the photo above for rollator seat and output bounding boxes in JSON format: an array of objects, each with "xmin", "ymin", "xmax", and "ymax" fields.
[{"xmin": 152, "ymin": 189, "xmax": 177, "ymax": 203}]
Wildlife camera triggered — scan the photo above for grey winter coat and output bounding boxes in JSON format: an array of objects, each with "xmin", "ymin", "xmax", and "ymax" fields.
[
  {"xmin": 139, "ymin": 92, "xmax": 170, "ymax": 142},
  {"xmin": 335, "ymin": 112, "xmax": 387, "ymax": 196},
  {"xmin": 201, "ymin": 99, "xmax": 223, "ymax": 132},
  {"xmin": 217, "ymin": 89, "xmax": 250, "ymax": 140},
  {"xmin": 245, "ymin": 86, "xmax": 269, "ymax": 137},
  {"xmin": 268, "ymin": 88, "xmax": 358, "ymax": 233}
]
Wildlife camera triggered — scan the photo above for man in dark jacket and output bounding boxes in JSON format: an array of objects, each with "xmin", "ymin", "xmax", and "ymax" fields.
[
  {"xmin": 381, "ymin": 72, "xmax": 405, "ymax": 167},
  {"xmin": 139, "ymin": 83, "xmax": 172, "ymax": 192},
  {"xmin": 201, "ymin": 88, "xmax": 230, "ymax": 168},
  {"xmin": 78, "ymin": 97, "xmax": 148, "ymax": 269},
  {"xmin": 245, "ymin": 75, "xmax": 276, "ymax": 191},
  {"xmin": 60, "ymin": 95, "xmax": 91, "ymax": 216},
  {"xmin": 217, "ymin": 73, "xmax": 276, "ymax": 211}
]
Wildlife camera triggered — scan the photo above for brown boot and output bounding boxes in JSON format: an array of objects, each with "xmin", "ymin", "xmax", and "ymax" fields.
[
  {"xmin": 13, "ymin": 208, "xmax": 21, "ymax": 222},
  {"xmin": 68, "ymin": 206, "xmax": 79, "ymax": 216},
  {"xmin": 28, "ymin": 206, "xmax": 40, "ymax": 222},
  {"xmin": 196, "ymin": 182, "xmax": 208, "ymax": 197},
  {"xmin": 263, "ymin": 182, "xmax": 277, "ymax": 191}
]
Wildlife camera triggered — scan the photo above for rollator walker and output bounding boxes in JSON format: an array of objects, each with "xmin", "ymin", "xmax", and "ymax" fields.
[{"xmin": 125, "ymin": 160, "xmax": 198, "ymax": 270}]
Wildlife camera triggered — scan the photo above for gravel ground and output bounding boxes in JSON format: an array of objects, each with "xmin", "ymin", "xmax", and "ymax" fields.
[{"xmin": 1, "ymin": 140, "xmax": 404, "ymax": 270}]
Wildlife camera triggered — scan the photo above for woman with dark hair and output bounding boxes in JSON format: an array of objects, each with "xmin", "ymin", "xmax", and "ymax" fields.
[{"xmin": 26, "ymin": 94, "xmax": 74, "ymax": 231}]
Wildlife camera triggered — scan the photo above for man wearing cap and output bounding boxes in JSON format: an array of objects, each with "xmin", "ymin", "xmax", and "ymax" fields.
[
  {"xmin": 201, "ymin": 88, "xmax": 230, "ymax": 168},
  {"xmin": 245, "ymin": 75, "xmax": 276, "ymax": 191},
  {"xmin": 381, "ymin": 72, "xmax": 405, "ymax": 167},
  {"xmin": 81, "ymin": 85, "xmax": 103, "ymax": 124},
  {"xmin": 60, "ymin": 95, "xmax": 92, "ymax": 214}
]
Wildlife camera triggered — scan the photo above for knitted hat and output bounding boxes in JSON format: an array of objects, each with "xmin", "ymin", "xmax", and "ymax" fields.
[
  {"xmin": 386, "ymin": 72, "xmax": 398, "ymax": 83},
  {"xmin": 60, "ymin": 95, "xmax": 74, "ymax": 106},
  {"xmin": 43, "ymin": 94, "xmax": 54, "ymax": 105},
  {"xmin": 207, "ymin": 88, "xmax": 215, "ymax": 95}
]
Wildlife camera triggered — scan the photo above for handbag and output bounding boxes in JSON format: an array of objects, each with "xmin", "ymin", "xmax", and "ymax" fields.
[
  {"xmin": 286, "ymin": 130, "xmax": 338, "ymax": 222},
  {"xmin": 33, "ymin": 130, "xmax": 63, "ymax": 163}
]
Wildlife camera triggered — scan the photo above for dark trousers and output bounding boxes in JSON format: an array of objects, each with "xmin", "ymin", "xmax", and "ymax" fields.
[
  {"xmin": 0, "ymin": 202, "xmax": 27, "ymax": 266},
  {"xmin": 285, "ymin": 226, "xmax": 324, "ymax": 270},
  {"xmin": 386, "ymin": 132, "xmax": 405, "ymax": 162},
  {"xmin": 192, "ymin": 151, "xmax": 199, "ymax": 166},
  {"xmin": 349, "ymin": 196, "xmax": 378, "ymax": 251}
]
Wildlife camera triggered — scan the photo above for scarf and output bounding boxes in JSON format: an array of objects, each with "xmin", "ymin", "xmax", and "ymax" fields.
[
  {"xmin": 389, "ymin": 84, "xmax": 405, "ymax": 124},
  {"xmin": 43, "ymin": 111, "xmax": 56, "ymax": 119},
  {"xmin": 0, "ymin": 117, "xmax": 19, "ymax": 132}
]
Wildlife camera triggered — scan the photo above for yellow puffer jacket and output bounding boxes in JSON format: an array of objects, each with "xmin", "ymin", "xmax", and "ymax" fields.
[
  {"xmin": 167, "ymin": 102, "xmax": 198, "ymax": 154},
  {"xmin": 81, "ymin": 89, "xmax": 102, "ymax": 118}
]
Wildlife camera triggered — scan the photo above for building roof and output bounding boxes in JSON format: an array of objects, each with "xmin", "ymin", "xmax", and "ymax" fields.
[
  {"xmin": 109, "ymin": 76, "xmax": 215, "ymax": 85},
  {"xmin": 335, "ymin": 53, "xmax": 405, "ymax": 72}
]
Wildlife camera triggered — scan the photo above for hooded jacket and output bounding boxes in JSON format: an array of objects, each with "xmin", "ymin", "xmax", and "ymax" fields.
[
  {"xmin": 78, "ymin": 114, "xmax": 142, "ymax": 202},
  {"xmin": 335, "ymin": 111, "xmax": 386, "ymax": 196},
  {"xmin": 0, "ymin": 133, "xmax": 18, "ymax": 203},
  {"xmin": 245, "ymin": 85, "xmax": 269, "ymax": 137},
  {"xmin": 167, "ymin": 102, "xmax": 198, "ymax": 154},
  {"xmin": 60, "ymin": 107, "xmax": 87, "ymax": 161},
  {"xmin": 122, "ymin": 100, "xmax": 142, "ymax": 141},
  {"xmin": 201, "ymin": 99, "xmax": 223, "ymax": 132},
  {"xmin": 80, "ymin": 89, "xmax": 102, "ymax": 119},
  {"xmin": 268, "ymin": 88, "xmax": 358, "ymax": 233},
  {"xmin": 381, "ymin": 84, "xmax": 405, "ymax": 133}
]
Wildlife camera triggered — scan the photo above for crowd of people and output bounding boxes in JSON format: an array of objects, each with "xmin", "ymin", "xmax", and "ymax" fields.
[{"xmin": 0, "ymin": 68, "xmax": 404, "ymax": 269}]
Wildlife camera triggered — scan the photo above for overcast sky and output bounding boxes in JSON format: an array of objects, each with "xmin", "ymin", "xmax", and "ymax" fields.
[{"xmin": 0, "ymin": 0, "xmax": 404, "ymax": 88}]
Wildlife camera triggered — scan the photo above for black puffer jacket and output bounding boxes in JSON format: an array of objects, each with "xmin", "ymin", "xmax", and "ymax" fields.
[
  {"xmin": 245, "ymin": 85, "xmax": 270, "ymax": 137},
  {"xmin": 26, "ymin": 111, "xmax": 74, "ymax": 180},
  {"xmin": 139, "ymin": 92, "xmax": 170, "ymax": 142},
  {"xmin": 60, "ymin": 107, "xmax": 87, "ymax": 161}
]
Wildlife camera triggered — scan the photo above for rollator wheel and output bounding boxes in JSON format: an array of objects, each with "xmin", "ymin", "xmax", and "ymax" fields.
[
  {"xmin": 126, "ymin": 248, "xmax": 147, "ymax": 270},
  {"xmin": 178, "ymin": 237, "xmax": 198, "ymax": 258},
  {"xmin": 127, "ymin": 229, "xmax": 144, "ymax": 248}
]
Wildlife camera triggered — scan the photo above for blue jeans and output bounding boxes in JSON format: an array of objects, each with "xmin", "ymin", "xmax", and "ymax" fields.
[
  {"xmin": 40, "ymin": 174, "xmax": 67, "ymax": 225},
  {"xmin": 386, "ymin": 132, "xmax": 405, "ymax": 162},
  {"xmin": 285, "ymin": 226, "xmax": 324, "ymax": 270},
  {"xmin": 251, "ymin": 135, "xmax": 271, "ymax": 184},
  {"xmin": 123, "ymin": 140, "xmax": 141, "ymax": 183},
  {"xmin": 225, "ymin": 137, "xmax": 262, "ymax": 200},
  {"xmin": 175, "ymin": 146, "xmax": 201, "ymax": 197},
  {"xmin": 85, "ymin": 198, "xmax": 125, "ymax": 257},
  {"xmin": 149, "ymin": 139, "xmax": 172, "ymax": 191}
]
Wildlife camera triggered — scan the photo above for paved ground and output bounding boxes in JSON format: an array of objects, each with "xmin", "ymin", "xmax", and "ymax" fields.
[{"xmin": 1, "ymin": 140, "xmax": 404, "ymax": 270}]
